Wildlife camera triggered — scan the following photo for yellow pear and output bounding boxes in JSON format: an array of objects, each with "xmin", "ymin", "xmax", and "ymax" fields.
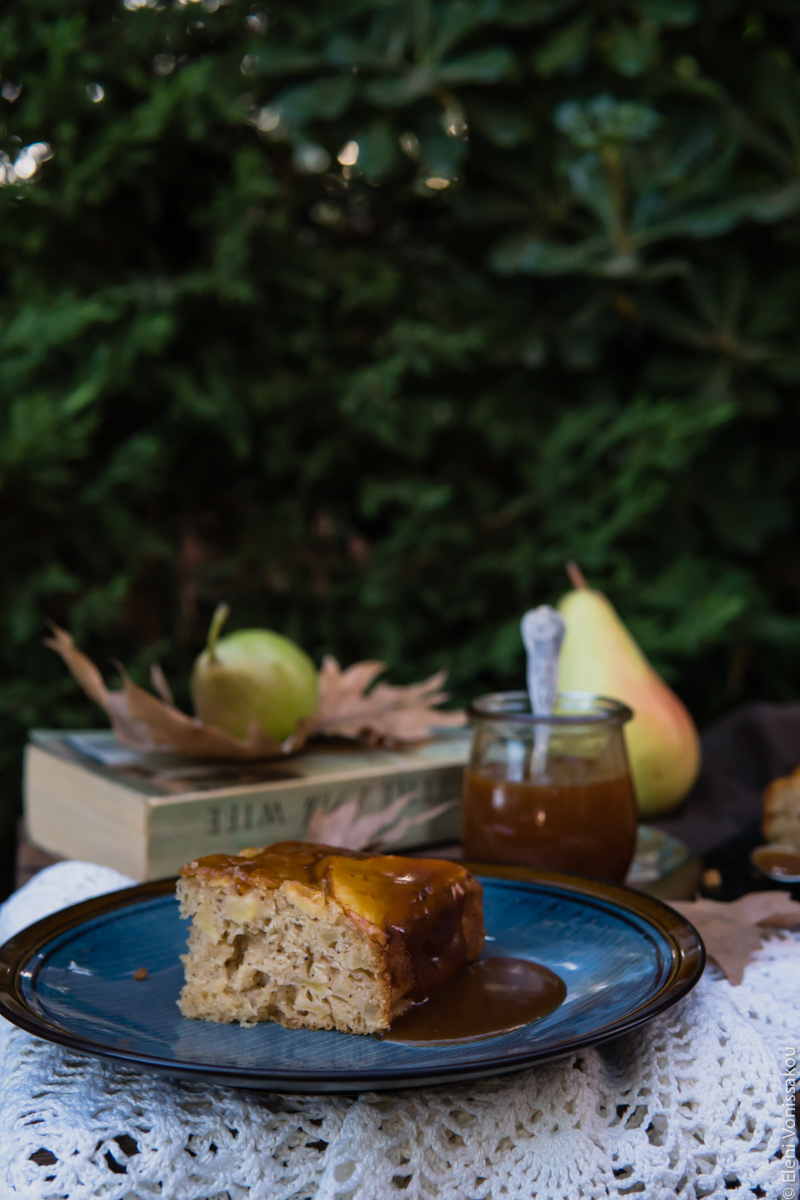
[{"xmin": 556, "ymin": 564, "xmax": 700, "ymax": 817}]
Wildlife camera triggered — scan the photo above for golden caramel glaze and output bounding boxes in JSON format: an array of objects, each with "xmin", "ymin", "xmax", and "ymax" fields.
[
  {"xmin": 180, "ymin": 841, "xmax": 485, "ymax": 1002},
  {"xmin": 180, "ymin": 842, "xmax": 366, "ymax": 890}
]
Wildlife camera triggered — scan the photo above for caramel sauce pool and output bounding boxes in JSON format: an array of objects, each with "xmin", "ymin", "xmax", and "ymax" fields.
[
  {"xmin": 462, "ymin": 768, "xmax": 637, "ymax": 882},
  {"xmin": 384, "ymin": 957, "xmax": 566, "ymax": 1044}
]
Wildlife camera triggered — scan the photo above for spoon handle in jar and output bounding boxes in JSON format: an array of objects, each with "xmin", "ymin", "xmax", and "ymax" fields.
[{"xmin": 520, "ymin": 605, "xmax": 565, "ymax": 777}]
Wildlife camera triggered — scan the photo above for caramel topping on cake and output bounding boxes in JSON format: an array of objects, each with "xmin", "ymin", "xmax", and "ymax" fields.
[{"xmin": 182, "ymin": 842, "xmax": 466, "ymax": 925}]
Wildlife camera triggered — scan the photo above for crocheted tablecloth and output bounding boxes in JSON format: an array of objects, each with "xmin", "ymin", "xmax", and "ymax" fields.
[{"xmin": 0, "ymin": 862, "xmax": 795, "ymax": 1200}]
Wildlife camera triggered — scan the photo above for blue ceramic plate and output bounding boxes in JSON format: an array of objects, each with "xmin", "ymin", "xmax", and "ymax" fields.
[{"xmin": 0, "ymin": 866, "xmax": 703, "ymax": 1092}]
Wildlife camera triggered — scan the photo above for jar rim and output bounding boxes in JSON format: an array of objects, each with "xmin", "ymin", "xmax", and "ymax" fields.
[{"xmin": 468, "ymin": 689, "xmax": 633, "ymax": 726}]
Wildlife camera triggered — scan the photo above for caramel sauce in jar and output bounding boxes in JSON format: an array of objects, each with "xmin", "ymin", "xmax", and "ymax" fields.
[
  {"xmin": 463, "ymin": 692, "xmax": 639, "ymax": 883},
  {"xmin": 462, "ymin": 767, "xmax": 637, "ymax": 881}
]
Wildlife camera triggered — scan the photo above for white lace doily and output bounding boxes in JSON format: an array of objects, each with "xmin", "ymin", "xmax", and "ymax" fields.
[{"xmin": 0, "ymin": 863, "xmax": 794, "ymax": 1200}]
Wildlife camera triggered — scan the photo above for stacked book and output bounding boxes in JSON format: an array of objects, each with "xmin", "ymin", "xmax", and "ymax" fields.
[{"xmin": 24, "ymin": 730, "xmax": 468, "ymax": 880}]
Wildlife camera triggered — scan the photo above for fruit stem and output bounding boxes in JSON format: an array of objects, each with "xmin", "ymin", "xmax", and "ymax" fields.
[
  {"xmin": 565, "ymin": 561, "xmax": 588, "ymax": 589},
  {"xmin": 206, "ymin": 602, "xmax": 230, "ymax": 662}
]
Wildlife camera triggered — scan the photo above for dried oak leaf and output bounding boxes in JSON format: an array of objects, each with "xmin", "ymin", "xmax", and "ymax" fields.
[
  {"xmin": 299, "ymin": 655, "xmax": 466, "ymax": 745},
  {"xmin": 45, "ymin": 628, "xmax": 465, "ymax": 760},
  {"xmin": 671, "ymin": 891, "xmax": 800, "ymax": 986}
]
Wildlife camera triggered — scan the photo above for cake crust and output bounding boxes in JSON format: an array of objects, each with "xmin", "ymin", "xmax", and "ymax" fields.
[{"xmin": 177, "ymin": 841, "xmax": 484, "ymax": 1034}]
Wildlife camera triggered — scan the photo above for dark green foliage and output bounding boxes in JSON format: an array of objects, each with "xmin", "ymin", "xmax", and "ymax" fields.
[{"xmin": 2, "ymin": 0, "xmax": 800, "ymax": 882}]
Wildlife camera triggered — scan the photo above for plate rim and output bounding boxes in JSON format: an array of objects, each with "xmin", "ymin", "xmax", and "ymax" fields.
[{"xmin": 0, "ymin": 866, "xmax": 705, "ymax": 1092}]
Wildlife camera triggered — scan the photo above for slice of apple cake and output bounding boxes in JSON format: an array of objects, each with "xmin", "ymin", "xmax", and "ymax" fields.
[{"xmin": 176, "ymin": 841, "xmax": 484, "ymax": 1034}]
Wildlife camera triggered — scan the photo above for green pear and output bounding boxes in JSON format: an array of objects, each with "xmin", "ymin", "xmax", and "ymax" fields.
[
  {"xmin": 191, "ymin": 604, "xmax": 319, "ymax": 743},
  {"xmin": 556, "ymin": 565, "xmax": 700, "ymax": 817}
]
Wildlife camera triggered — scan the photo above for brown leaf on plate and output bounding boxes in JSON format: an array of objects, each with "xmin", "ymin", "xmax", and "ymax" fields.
[
  {"xmin": 46, "ymin": 626, "xmax": 465, "ymax": 760},
  {"xmin": 301, "ymin": 655, "xmax": 467, "ymax": 745},
  {"xmin": 671, "ymin": 891, "xmax": 800, "ymax": 985}
]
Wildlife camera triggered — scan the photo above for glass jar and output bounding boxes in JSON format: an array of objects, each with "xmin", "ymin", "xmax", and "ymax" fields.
[{"xmin": 462, "ymin": 691, "xmax": 638, "ymax": 882}]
